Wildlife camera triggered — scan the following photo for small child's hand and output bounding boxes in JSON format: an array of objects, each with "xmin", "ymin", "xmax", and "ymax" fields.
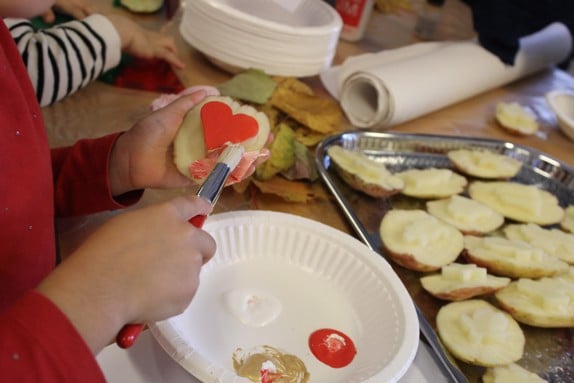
[
  {"xmin": 41, "ymin": 0, "xmax": 95, "ymax": 23},
  {"xmin": 106, "ymin": 13, "xmax": 185, "ymax": 69}
]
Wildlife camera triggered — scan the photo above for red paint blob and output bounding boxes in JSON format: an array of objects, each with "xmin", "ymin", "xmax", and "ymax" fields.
[
  {"xmin": 260, "ymin": 369, "xmax": 283, "ymax": 383},
  {"xmin": 308, "ymin": 328, "xmax": 357, "ymax": 368},
  {"xmin": 200, "ymin": 101, "xmax": 258, "ymax": 150}
]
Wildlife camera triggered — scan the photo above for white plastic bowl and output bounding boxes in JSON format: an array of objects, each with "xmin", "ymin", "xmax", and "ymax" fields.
[{"xmin": 546, "ymin": 90, "xmax": 574, "ymax": 141}]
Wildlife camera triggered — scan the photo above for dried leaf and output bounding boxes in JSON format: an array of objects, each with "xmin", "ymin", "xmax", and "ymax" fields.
[
  {"xmin": 293, "ymin": 126, "xmax": 327, "ymax": 146},
  {"xmin": 252, "ymin": 177, "xmax": 315, "ymax": 203},
  {"xmin": 273, "ymin": 76, "xmax": 314, "ymax": 96},
  {"xmin": 281, "ymin": 140, "xmax": 318, "ymax": 181},
  {"xmin": 270, "ymin": 86, "xmax": 343, "ymax": 134},
  {"xmin": 231, "ymin": 177, "xmax": 252, "ymax": 194},
  {"xmin": 255, "ymin": 123, "xmax": 295, "ymax": 180}
]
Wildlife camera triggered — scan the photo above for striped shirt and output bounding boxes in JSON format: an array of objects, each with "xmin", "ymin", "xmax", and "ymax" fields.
[{"xmin": 4, "ymin": 15, "xmax": 121, "ymax": 107}]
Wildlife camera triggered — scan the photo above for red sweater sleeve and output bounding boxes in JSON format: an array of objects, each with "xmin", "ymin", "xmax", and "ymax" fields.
[
  {"xmin": 0, "ymin": 292, "xmax": 105, "ymax": 383},
  {"xmin": 0, "ymin": 20, "xmax": 141, "ymax": 382},
  {"xmin": 51, "ymin": 133, "xmax": 143, "ymax": 217}
]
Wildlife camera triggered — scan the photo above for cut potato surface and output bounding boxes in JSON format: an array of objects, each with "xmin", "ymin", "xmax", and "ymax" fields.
[
  {"xmin": 495, "ymin": 269, "xmax": 574, "ymax": 327},
  {"xmin": 483, "ymin": 363, "xmax": 548, "ymax": 383},
  {"xmin": 561, "ymin": 205, "xmax": 574, "ymax": 233},
  {"xmin": 173, "ymin": 96, "xmax": 270, "ymax": 182},
  {"xmin": 463, "ymin": 235, "xmax": 569, "ymax": 279},
  {"xmin": 327, "ymin": 146, "xmax": 404, "ymax": 198},
  {"xmin": 504, "ymin": 223, "xmax": 574, "ymax": 264},
  {"xmin": 420, "ymin": 263, "xmax": 510, "ymax": 301},
  {"xmin": 426, "ymin": 195, "xmax": 504, "ymax": 235},
  {"xmin": 468, "ymin": 181, "xmax": 564, "ymax": 225},
  {"xmin": 447, "ymin": 149, "xmax": 522, "ymax": 179},
  {"xmin": 379, "ymin": 209, "xmax": 464, "ymax": 272},
  {"xmin": 436, "ymin": 300, "xmax": 525, "ymax": 367},
  {"xmin": 495, "ymin": 101, "xmax": 539, "ymax": 136},
  {"xmin": 395, "ymin": 168, "xmax": 467, "ymax": 199}
]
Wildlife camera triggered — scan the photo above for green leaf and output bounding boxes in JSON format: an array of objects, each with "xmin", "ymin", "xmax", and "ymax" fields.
[{"xmin": 217, "ymin": 69, "xmax": 276, "ymax": 105}]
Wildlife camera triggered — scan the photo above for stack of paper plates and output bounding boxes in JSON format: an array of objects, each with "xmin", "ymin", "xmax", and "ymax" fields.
[{"xmin": 179, "ymin": 0, "xmax": 342, "ymax": 77}]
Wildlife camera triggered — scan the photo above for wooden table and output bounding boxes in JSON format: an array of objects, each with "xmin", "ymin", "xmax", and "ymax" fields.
[{"xmin": 42, "ymin": 1, "xmax": 574, "ymax": 381}]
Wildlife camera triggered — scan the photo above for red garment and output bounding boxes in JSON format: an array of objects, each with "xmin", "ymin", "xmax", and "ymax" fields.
[{"xmin": 0, "ymin": 20, "xmax": 139, "ymax": 382}]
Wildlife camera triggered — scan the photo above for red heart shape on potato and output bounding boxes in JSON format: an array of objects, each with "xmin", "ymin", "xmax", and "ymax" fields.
[{"xmin": 200, "ymin": 101, "xmax": 259, "ymax": 150}]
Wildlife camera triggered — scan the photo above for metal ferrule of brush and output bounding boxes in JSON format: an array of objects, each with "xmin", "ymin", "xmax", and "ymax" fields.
[{"xmin": 196, "ymin": 162, "xmax": 231, "ymax": 205}]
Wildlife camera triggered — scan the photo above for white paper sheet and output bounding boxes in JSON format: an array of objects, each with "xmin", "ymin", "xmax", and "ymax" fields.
[{"xmin": 324, "ymin": 22, "xmax": 572, "ymax": 129}]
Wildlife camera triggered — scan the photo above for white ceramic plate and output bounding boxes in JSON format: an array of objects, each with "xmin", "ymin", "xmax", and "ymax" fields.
[{"xmin": 150, "ymin": 211, "xmax": 419, "ymax": 383}]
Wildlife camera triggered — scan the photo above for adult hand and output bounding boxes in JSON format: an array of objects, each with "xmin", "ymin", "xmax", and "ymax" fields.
[
  {"xmin": 109, "ymin": 91, "xmax": 209, "ymax": 196},
  {"xmin": 36, "ymin": 195, "xmax": 216, "ymax": 353}
]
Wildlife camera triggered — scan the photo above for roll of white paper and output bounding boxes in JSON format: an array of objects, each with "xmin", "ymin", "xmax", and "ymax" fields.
[{"xmin": 336, "ymin": 22, "xmax": 573, "ymax": 129}]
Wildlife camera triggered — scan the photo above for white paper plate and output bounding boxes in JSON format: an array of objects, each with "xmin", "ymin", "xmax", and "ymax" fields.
[
  {"xmin": 179, "ymin": 0, "xmax": 340, "ymax": 77},
  {"xmin": 150, "ymin": 211, "xmax": 419, "ymax": 383},
  {"xmin": 196, "ymin": 0, "xmax": 342, "ymax": 36}
]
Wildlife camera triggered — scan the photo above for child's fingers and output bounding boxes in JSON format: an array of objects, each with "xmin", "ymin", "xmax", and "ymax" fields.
[
  {"xmin": 154, "ymin": 39, "xmax": 184, "ymax": 68},
  {"xmin": 159, "ymin": 49, "xmax": 185, "ymax": 69}
]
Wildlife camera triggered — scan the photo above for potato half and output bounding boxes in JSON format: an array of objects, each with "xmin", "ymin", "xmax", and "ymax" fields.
[
  {"xmin": 173, "ymin": 95, "xmax": 270, "ymax": 182},
  {"xmin": 495, "ymin": 102, "xmax": 539, "ymax": 136},
  {"xmin": 379, "ymin": 209, "xmax": 464, "ymax": 272},
  {"xmin": 426, "ymin": 195, "xmax": 504, "ymax": 235},
  {"xmin": 561, "ymin": 205, "xmax": 574, "ymax": 233},
  {"xmin": 482, "ymin": 363, "xmax": 548, "ymax": 383},
  {"xmin": 327, "ymin": 146, "xmax": 404, "ymax": 198},
  {"xmin": 463, "ymin": 235, "xmax": 568, "ymax": 279},
  {"xmin": 395, "ymin": 168, "xmax": 467, "ymax": 199},
  {"xmin": 420, "ymin": 263, "xmax": 510, "ymax": 301},
  {"xmin": 495, "ymin": 269, "xmax": 574, "ymax": 327},
  {"xmin": 504, "ymin": 223, "xmax": 574, "ymax": 264},
  {"xmin": 468, "ymin": 181, "xmax": 564, "ymax": 225},
  {"xmin": 436, "ymin": 299, "xmax": 525, "ymax": 367},
  {"xmin": 447, "ymin": 148, "xmax": 522, "ymax": 179}
]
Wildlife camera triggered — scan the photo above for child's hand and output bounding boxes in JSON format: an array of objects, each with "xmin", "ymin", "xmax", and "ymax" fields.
[
  {"xmin": 106, "ymin": 13, "xmax": 185, "ymax": 69},
  {"xmin": 41, "ymin": 0, "xmax": 95, "ymax": 23},
  {"xmin": 109, "ymin": 91, "xmax": 210, "ymax": 196},
  {"xmin": 36, "ymin": 194, "xmax": 216, "ymax": 353}
]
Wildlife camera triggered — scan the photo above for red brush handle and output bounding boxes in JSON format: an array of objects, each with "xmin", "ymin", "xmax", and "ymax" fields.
[
  {"xmin": 116, "ymin": 323, "xmax": 145, "ymax": 349},
  {"xmin": 115, "ymin": 214, "xmax": 207, "ymax": 348},
  {"xmin": 188, "ymin": 214, "xmax": 207, "ymax": 227}
]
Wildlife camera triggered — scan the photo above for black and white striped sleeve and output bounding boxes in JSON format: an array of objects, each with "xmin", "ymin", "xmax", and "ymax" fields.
[{"xmin": 5, "ymin": 15, "xmax": 122, "ymax": 107}]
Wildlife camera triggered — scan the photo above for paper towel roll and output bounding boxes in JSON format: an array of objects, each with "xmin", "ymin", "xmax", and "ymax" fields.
[{"xmin": 338, "ymin": 22, "xmax": 573, "ymax": 129}]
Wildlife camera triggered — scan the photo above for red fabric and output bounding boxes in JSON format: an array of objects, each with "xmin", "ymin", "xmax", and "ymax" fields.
[
  {"xmin": 0, "ymin": 20, "xmax": 139, "ymax": 381},
  {"xmin": 0, "ymin": 292, "xmax": 106, "ymax": 383},
  {"xmin": 111, "ymin": 57, "xmax": 184, "ymax": 94}
]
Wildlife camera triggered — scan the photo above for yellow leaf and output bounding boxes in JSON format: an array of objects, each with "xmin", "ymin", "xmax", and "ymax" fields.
[
  {"xmin": 255, "ymin": 123, "xmax": 296, "ymax": 180},
  {"xmin": 252, "ymin": 177, "xmax": 316, "ymax": 203},
  {"xmin": 270, "ymin": 86, "xmax": 343, "ymax": 134}
]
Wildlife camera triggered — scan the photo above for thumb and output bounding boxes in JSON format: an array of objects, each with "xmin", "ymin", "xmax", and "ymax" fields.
[
  {"xmin": 164, "ymin": 90, "xmax": 208, "ymax": 114},
  {"xmin": 169, "ymin": 195, "xmax": 213, "ymax": 222},
  {"xmin": 41, "ymin": 9, "xmax": 56, "ymax": 23}
]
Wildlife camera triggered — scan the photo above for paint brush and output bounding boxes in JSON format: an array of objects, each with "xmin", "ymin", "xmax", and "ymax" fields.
[
  {"xmin": 116, "ymin": 144, "xmax": 245, "ymax": 348},
  {"xmin": 188, "ymin": 143, "xmax": 244, "ymax": 227}
]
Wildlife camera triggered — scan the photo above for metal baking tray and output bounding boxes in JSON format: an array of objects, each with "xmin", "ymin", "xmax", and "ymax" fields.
[{"xmin": 316, "ymin": 130, "xmax": 574, "ymax": 383}]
